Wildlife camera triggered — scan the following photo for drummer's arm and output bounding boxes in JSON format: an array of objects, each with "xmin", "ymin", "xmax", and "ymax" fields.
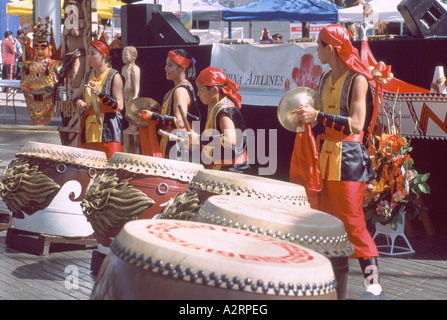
[
  {"xmin": 347, "ymin": 75, "xmax": 368, "ymax": 134},
  {"xmin": 141, "ymin": 88, "xmax": 189, "ymax": 128},
  {"xmin": 98, "ymin": 73, "xmax": 124, "ymax": 112},
  {"xmin": 218, "ymin": 114, "xmax": 237, "ymax": 148},
  {"xmin": 172, "ymin": 87, "xmax": 190, "ymax": 129}
]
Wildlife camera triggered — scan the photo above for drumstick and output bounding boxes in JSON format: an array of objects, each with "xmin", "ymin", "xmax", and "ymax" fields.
[
  {"xmin": 158, "ymin": 129, "xmax": 185, "ymax": 142},
  {"xmin": 177, "ymin": 104, "xmax": 191, "ymax": 132}
]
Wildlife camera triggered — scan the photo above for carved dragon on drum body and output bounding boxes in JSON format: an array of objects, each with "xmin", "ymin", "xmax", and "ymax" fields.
[
  {"xmin": 0, "ymin": 159, "xmax": 61, "ymax": 219},
  {"xmin": 81, "ymin": 171, "xmax": 155, "ymax": 237}
]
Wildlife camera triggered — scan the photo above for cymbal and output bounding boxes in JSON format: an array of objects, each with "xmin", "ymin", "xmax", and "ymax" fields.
[
  {"xmin": 125, "ymin": 97, "xmax": 161, "ymax": 127},
  {"xmin": 277, "ymin": 87, "xmax": 322, "ymax": 132}
]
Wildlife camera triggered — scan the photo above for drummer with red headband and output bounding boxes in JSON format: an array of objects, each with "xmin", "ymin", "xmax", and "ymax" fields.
[
  {"xmin": 293, "ymin": 24, "xmax": 384, "ymax": 300},
  {"xmin": 138, "ymin": 49, "xmax": 200, "ymax": 160},
  {"xmin": 195, "ymin": 66, "xmax": 250, "ymax": 173},
  {"xmin": 72, "ymin": 40, "xmax": 124, "ymax": 159}
]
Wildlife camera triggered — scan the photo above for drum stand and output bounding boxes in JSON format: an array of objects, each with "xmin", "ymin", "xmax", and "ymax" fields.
[
  {"xmin": 0, "ymin": 213, "xmax": 11, "ymax": 231},
  {"xmin": 372, "ymin": 214, "xmax": 415, "ymax": 256},
  {"xmin": 5, "ymin": 227, "xmax": 97, "ymax": 256}
]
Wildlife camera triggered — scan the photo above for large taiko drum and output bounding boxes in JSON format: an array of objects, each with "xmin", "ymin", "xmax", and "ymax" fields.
[
  {"xmin": 81, "ymin": 152, "xmax": 204, "ymax": 247},
  {"xmin": 196, "ymin": 195, "xmax": 355, "ymax": 300},
  {"xmin": 91, "ymin": 219, "xmax": 337, "ymax": 300},
  {"xmin": 162, "ymin": 169, "xmax": 310, "ymax": 220},
  {"xmin": 0, "ymin": 142, "xmax": 108, "ymax": 237}
]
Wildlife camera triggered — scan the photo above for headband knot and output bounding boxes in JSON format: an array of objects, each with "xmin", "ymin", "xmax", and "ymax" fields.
[
  {"xmin": 197, "ymin": 67, "xmax": 242, "ymax": 109},
  {"xmin": 319, "ymin": 24, "xmax": 372, "ymax": 80}
]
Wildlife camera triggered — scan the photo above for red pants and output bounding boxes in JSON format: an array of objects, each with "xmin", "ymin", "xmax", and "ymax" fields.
[{"xmin": 318, "ymin": 180, "xmax": 379, "ymax": 259}]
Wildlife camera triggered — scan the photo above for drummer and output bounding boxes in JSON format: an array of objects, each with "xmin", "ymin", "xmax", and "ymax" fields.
[
  {"xmin": 195, "ymin": 67, "xmax": 251, "ymax": 173},
  {"xmin": 138, "ymin": 49, "xmax": 201, "ymax": 160},
  {"xmin": 292, "ymin": 24, "xmax": 384, "ymax": 300},
  {"xmin": 73, "ymin": 40, "xmax": 124, "ymax": 159}
]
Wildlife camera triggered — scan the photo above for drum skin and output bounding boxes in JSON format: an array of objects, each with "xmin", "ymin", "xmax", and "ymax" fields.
[
  {"xmin": 81, "ymin": 152, "xmax": 204, "ymax": 247},
  {"xmin": 91, "ymin": 219, "xmax": 337, "ymax": 300},
  {"xmin": 197, "ymin": 195, "xmax": 355, "ymax": 300},
  {"xmin": 161, "ymin": 169, "xmax": 310, "ymax": 221},
  {"xmin": 0, "ymin": 142, "xmax": 108, "ymax": 237},
  {"xmin": 189, "ymin": 169, "xmax": 309, "ymax": 206}
]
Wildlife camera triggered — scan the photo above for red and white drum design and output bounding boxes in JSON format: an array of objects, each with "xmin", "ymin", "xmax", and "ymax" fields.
[
  {"xmin": 0, "ymin": 142, "xmax": 108, "ymax": 237},
  {"xmin": 197, "ymin": 195, "xmax": 354, "ymax": 299},
  {"xmin": 91, "ymin": 219, "xmax": 337, "ymax": 300}
]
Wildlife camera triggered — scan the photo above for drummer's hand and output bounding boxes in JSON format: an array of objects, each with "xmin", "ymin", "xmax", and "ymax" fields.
[
  {"xmin": 86, "ymin": 81, "xmax": 101, "ymax": 96},
  {"xmin": 76, "ymin": 100, "xmax": 91, "ymax": 113},
  {"xmin": 291, "ymin": 104, "xmax": 317, "ymax": 124},
  {"xmin": 138, "ymin": 109, "xmax": 153, "ymax": 121},
  {"xmin": 182, "ymin": 131, "xmax": 200, "ymax": 150}
]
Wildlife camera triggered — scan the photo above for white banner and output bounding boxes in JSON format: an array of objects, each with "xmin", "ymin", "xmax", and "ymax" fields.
[{"xmin": 210, "ymin": 42, "xmax": 330, "ymax": 106}]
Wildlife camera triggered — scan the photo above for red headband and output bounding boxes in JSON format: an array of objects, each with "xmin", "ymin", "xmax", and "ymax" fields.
[
  {"xmin": 319, "ymin": 24, "xmax": 372, "ymax": 80},
  {"xmin": 168, "ymin": 50, "xmax": 191, "ymax": 68},
  {"xmin": 90, "ymin": 40, "xmax": 110, "ymax": 57},
  {"xmin": 197, "ymin": 67, "xmax": 242, "ymax": 110}
]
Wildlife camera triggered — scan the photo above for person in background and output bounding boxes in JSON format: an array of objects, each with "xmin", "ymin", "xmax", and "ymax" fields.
[
  {"xmin": 14, "ymin": 29, "xmax": 25, "ymax": 79},
  {"xmin": 1, "ymin": 31, "xmax": 16, "ymax": 92},
  {"xmin": 73, "ymin": 40, "xmax": 124, "ymax": 159},
  {"xmin": 195, "ymin": 66, "xmax": 251, "ymax": 174},
  {"xmin": 272, "ymin": 33, "xmax": 283, "ymax": 43},
  {"xmin": 292, "ymin": 24, "xmax": 384, "ymax": 300},
  {"xmin": 138, "ymin": 49, "xmax": 200, "ymax": 161}
]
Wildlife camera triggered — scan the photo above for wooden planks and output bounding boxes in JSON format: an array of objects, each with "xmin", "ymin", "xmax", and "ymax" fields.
[
  {"xmin": 0, "ymin": 230, "xmax": 95, "ymax": 300},
  {"xmin": 346, "ymin": 233, "xmax": 447, "ymax": 300}
]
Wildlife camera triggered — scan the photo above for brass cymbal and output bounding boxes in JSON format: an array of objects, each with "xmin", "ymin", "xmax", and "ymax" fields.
[
  {"xmin": 277, "ymin": 87, "xmax": 322, "ymax": 132},
  {"xmin": 125, "ymin": 97, "xmax": 161, "ymax": 127}
]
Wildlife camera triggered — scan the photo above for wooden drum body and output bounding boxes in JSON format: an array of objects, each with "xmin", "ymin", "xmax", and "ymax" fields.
[
  {"xmin": 0, "ymin": 142, "xmax": 108, "ymax": 237},
  {"xmin": 81, "ymin": 152, "xmax": 203, "ymax": 247},
  {"xmin": 162, "ymin": 169, "xmax": 310, "ymax": 220},
  {"xmin": 91, "ymin": 219, "xmax": 337, "ymax": 300},
  {"xmin": 196, "ymin": 195, "xmax": 355, "ymax": 300}
]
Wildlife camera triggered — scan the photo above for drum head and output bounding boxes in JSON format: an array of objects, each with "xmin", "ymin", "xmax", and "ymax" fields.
[
  {"xmin": 125, "ymin": 97, "xmax": 161, "ymax": 128},
  {"xmin": 198, "ymin": 195, "xmax": 354, "ymax": 258},
  {"xmin": 16, "ymin": 142, "xmax": 108, "ymax": 168},
  {"xmin": 189, "ymin": 169, "xmax": 309, "ymax": 206},
  {"xmin": 277, "ymin": 87, "xmax": 322, "ymax": 132},
  {"xmin": 108, "ymin": 219, "xmax": 336, "ymax": 298},
  {"xmin": 107, "ymin": 152, "xmax": 204, "ymax": 182}
]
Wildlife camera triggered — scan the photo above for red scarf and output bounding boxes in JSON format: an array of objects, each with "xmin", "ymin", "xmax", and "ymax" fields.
[
  {"xmin": 197, "ymin": 67, "xmax": 242, "ymax": 110},
  {"xmin": 319, "ymin": 24, "xmax": 372, "ymax": 80}
]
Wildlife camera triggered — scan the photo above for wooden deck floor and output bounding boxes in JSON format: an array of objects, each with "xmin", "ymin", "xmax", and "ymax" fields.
[{"xmin": 0, "ymin": 224, "xmax": 446, "ymax": 300}]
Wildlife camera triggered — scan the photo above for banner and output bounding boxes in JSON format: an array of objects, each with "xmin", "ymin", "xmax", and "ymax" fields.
[{"xmin": 211, "ymin": 42, "xmax": 330, "ymax": 106}]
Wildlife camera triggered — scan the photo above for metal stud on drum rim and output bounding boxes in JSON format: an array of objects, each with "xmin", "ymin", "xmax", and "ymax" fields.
[{"xmin": 197, "ymin": 195, "xmax": 354, "ymax": 258}]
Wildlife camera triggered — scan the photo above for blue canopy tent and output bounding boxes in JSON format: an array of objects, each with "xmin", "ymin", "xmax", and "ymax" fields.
[
  {"xmin": 222, "ymin": 0, "xmax": 341, "ymax": 22},
  {"xmin": 1, "ymin": 0, "xmax": 21, "ymax": 39}
]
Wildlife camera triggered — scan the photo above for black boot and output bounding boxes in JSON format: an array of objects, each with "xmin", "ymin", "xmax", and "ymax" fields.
[{"xmin": 357, "ymin": 257, "xmax": 386, "ymax": 300}]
